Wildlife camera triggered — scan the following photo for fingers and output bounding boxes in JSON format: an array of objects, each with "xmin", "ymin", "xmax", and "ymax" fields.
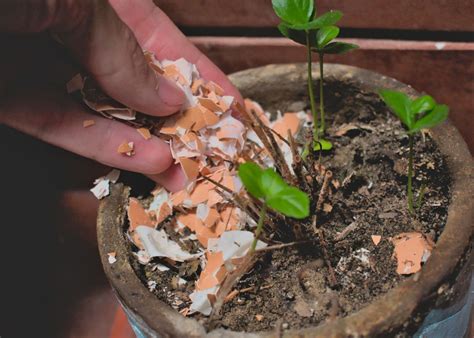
[
  {"xmin": 0, "ymin": 88, "xmax": 183, "ymax": 192},
  {"xmin": 109, "ymin": 0, "xmax": 243, "ymax": 104},
  {"xmin": 147, "ymin": 164, "xmax": 186, "ymax": 193},
  {"xmin": 0, "ymin": 0, "xmax": 185, "ymax": 117},
  {"xmin": 54, "ymin": 0, "xmax": 184, "ymax": 117}
]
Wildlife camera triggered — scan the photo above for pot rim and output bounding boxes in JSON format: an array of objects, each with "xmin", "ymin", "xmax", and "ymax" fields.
[{"xmin": 97, "ymin": 63, "xmax": 474, "ymax": 338}]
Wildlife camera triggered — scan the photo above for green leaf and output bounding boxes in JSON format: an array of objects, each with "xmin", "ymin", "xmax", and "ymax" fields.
[
  {"xmin": 289, "ymin": 10, "xmax": 343, "ymax": 30},
  {"xmin": 277, "ymin": 22, "xmax": 315, "ymax": 46},
  {"xmin": 313, "ymin": 139, "xmax": 333, "ymax": 151},
  {"xmin": 379, "ymin": 90, "xmax": 413, "ymax": 129},
  {"xmin": 267, "ymin": 186, "xmax": 310, "ymax": 219},
  {"xmin": 260, "ymin": 168, "xmax": 287, "ymax": 199},
  {"xmin": 272, "ymin": 0, "xmax": 314, "ymax": 25},
  {"xmin": 322, "ymin": 41, "xmax": 359, "ymax": 54},
  {"xmin": 411, "ymin": 95, "xmax": 436, "ymax": 114},
  {"xmin": 316, "ymin": 25, "xmax": 339, "ymax": 48},
  {"xmin": 411, "ymin": 104, "xmax": 449, "ymax": 133},
  {"xmin": 238, "ymin": 162, "xmax": 265, "ymax": 199}
]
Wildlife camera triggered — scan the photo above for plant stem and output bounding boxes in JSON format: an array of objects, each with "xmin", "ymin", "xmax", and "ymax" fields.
[
  {"xmin": 407, "ymin": 134, "xmax": 415, "ymax": 214},
  {"xmin": 306, "ymin": 32, "xmax": 319, "ymax": 143},
  {"xmin": 319, "ymin": 52, "xmax": 325, "ymax": 135},
  {"xmin": 250, "ymin": 203, "xmax": 268, "ymax": 253}
]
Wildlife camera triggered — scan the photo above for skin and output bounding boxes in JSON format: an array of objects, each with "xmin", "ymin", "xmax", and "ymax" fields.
[{"xmin": 0, "ymin": 0, "xmax": 242, "ymax": 192}]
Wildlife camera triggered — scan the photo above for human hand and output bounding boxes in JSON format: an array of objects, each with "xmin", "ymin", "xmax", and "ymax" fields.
[{"xmin": 0, "ymin": 0, "xmax": 242, "ymax": 192}]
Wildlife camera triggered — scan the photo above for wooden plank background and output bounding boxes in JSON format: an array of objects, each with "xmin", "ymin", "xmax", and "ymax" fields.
[
  {"xmin": 155, "ymin": 0, "xmax": 474, "ymax": 152},
  {"xmin": 156, "ymin": 0, "xmax": 474, "ymax": 31}
]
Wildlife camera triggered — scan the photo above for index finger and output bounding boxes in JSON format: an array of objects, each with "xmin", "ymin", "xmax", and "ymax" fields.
[{"xmin": 109, "ymin": 0, "xmax": 243, "ymax": 104}]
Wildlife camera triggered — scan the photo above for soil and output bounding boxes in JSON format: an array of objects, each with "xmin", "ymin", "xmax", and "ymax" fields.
[{"xmin": 127, "ymin": 79, "xmax": 451, "ymax": 333}]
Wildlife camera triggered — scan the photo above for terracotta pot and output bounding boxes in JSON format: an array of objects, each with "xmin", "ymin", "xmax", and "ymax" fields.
[{"xmin": 97, "ymin": 64, "xmax": 473, "ymax": 337}]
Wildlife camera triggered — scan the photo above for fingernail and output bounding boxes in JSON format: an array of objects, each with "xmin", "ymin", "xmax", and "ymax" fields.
[{"xmin": 158, "ymin": 77, "xmax": 185, "ymax": 109}]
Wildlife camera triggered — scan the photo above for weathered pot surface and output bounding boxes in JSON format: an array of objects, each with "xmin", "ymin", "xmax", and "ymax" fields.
[{"xmin": 97, "ymin": 64, "xmax": 473, "ymax": 337}]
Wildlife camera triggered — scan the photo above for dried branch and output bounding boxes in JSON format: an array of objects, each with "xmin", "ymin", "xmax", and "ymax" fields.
[
  {"xmin": 288, "ymin": 130, "xmax": 309, "ymax": 192},
  {"xmin": 312, "ymin": 216, "xmax": 337, "ymax": 287},
  {"xmin": 210, "ymin": 253, "xmax": 260, "ymax": 320},
  {"xmin": 316, "ymin": 170, "xmax": 333, "ymax": 211},
  {"xmin": 253, "ymin": 109, "xmax": 294, "ymax": 183}
]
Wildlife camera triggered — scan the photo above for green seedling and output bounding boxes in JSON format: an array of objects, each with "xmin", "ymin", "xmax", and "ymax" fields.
[
  {"xmin": 238, "ymin": 162, "xmax": 310, "ymax": 252},
  {"xmin": 272, "ymin": 0, "xmax": 358, "ymax": 150},
  {"xmin": 379, "ymin": 90, "xmax": 449, "ymax": 214}
]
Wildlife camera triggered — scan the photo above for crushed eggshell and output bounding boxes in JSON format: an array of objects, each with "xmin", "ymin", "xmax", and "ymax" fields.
[
  {"xmin": 90, "ymin": 169, "xmax": 120, "ymax": 199},
  {"xmin": 271, "ymin": 112, "xmax": 301, "ymax": 138},
  {"xmin": 83, "ymin": 119, "xmax": 95, "ymax": 128},
  {"xmin": 135, "ymin": 226, "xmax": 201, "ymax": 262},
  {"xmin": 207, "ymin": 230, "xmax": 267, "ymax": 270},
  {"xmin": 117, "ymin": 141, "xmax": 134, "ymax": 156},
  {"xmin": 107, "ymin": 252, "xmax": 117, "ymax": 264},
  {"xmin": 127, "ymin": 197, "xmax": 155, "ymax": 230},
  {"xmin": 189, "ymin": 286, "xmax": 219, "ymax": 316},
  {"xmin": 195, "ymin": 251, "xmax": 227, "ymax": 290},
  {"xmin": 323, "ymin": 203, "xmax": 333, "ymax": 213},
  {"xmin": 137, "ymin": 128, "xmax": 152, "ymax": 140},
  {"xmin": 371, "ymin": 235, "xmax": 382, "ymax": 246},
  {"xmin": 66, "ymin": 73, "xmax": 84, "ymax": 93},
  {"xmin": 392, "ymin": 232, "xmax": 433, "ymax": 275}
]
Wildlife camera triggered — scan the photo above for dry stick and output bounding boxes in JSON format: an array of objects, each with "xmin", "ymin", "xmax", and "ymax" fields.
[
  {"xmin": 201, "ymin": 175, "xmax": 260, "ymax": 223},
  {"xmin": 312, "ymin": 216, "xmax": 337, "ymax": 288},
  {"xmin": 202, "ymin": 174, "xmax": 278, "ymax": 234},
  {"xmin": 316, "ymin": 170, "xmax": 333, "ymax": 211},
  {"xmin": 288, "ymin": 130, "xmax": 309, "ymax": 192},
  {"xmin": 210, "ymin": 253, "xmax": 260, "ymax": 320},
  {"xmin": 264, "ymin": 125, "xmax": 290, "ymax": 146},
  {"xmin": 334, "ymin": 221, "xmax": 358, "ymax": 241},
  {"xmin": 238, "ymin": 106, "xmax": 276, "ymax": 163},
  {"xmin": 255, "ymin": 239, "xmax": 317, "ymax": 253},
  {"xmin": 313, "ymin": 215, "xmax": 337, "ymax": 288},
  {"xmin": 246, "ymin": 108, "xmax": 293, "ymax": 183},
  {"xmin": 255, "ymin": 113, "xmax": 294, "ymax": 183}
]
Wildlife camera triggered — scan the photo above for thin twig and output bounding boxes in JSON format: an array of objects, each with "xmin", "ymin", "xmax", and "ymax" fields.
[
  {"xmin": 238, "ymin": 104, "xmax": 277, "ymax": 166},
  {"xmin": 202, "ymin": 175, "xmax": 260, "ymax": 223},
  {"xmin": 264, "ymin": 124, "xmax": 290, "ymax": 146},
  {"xmin": 248, "ymin": 108, "xmax": 294, "ymax": 183},
  {"xmin": 316, "ymin": 170, "xmax": 333, "ymax": 211},
  {"xmin": 288, "ymin": 130, "xmax": 309, "ymax": 191},
  {"xmin": 210, "ymin": 253, "xmax": 260, "ymax": 320},
  {"xmin": 255, "ymin": 239, "xmax": 317, "ymax": 253},
  {"xmin": 312, "ymin": 216, "xmax": 337, "ymax": 287},
  {"xmin": 334, "ymin": 222, "xmax": 358, "ymax": 241}
]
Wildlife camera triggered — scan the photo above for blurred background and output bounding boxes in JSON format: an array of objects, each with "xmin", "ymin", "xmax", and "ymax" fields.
[{"xmin": 1, "ymin": 1, "xmax": 472, "ymax": 337}]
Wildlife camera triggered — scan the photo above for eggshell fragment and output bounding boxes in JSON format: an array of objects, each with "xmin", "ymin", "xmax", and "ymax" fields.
[
  {"xmin": 117, "ymin": 141, "xmax": 134, "ymax": 156},
  {"xmin": 189, "ymin": 286, "xmax": 218, "ymax": 315},
  {"xmin": 371, "ymin": 235, "xmax": 382, "ymax": 246},
  {"xmin": 107, "ymin": 252, "xmax": 117, "ymax": 264},
  {"xmin": 83, "ymin": 119, "xmax": 95, "ymax": 128},
  {"xmin": 135, "ymin": 226, "xmax": 200, "ymax": 262},
  {"xmin": 90, "ymin": 169, "xmax": 120, "ymax": 199},
  {"xmin": 137, "ymin": 128, "xmax": 152, "ymax": 140},
  {"xmin": 271, "ymin": 112, "xmax": 301, "ymax": 138},
  {"xmin": 392, "ymin": 232, "xmax": 433, "ymax": 275},
  {"xmin": 179, "ymin": 157, "xmax": 200, "ymax": 182},
  {"xmin": 196, "ymin": 251, "xmax": 227, "ymax": 290},
  {"xmin": 199, "ymin": 97, "xmax": 222, "ymax": 113},
  {"xmin": 127, "ymin": 198, "xmax": 155, "ymax": 231}
]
